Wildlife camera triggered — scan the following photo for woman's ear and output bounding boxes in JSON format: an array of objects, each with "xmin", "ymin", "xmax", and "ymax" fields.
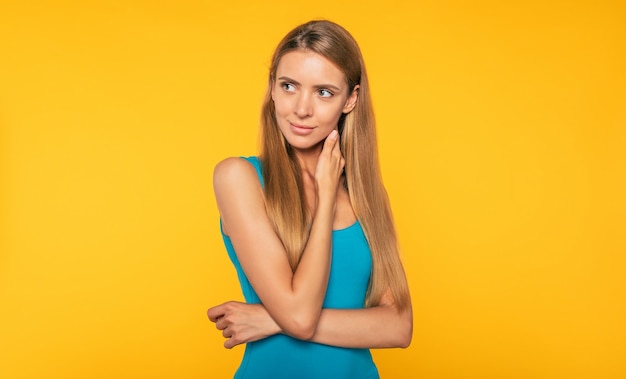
[{"xmin": 342, "ymin": 85, "xmax": 359, "ymax": 114}]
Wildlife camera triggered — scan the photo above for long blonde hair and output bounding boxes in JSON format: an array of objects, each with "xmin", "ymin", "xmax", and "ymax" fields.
[{"xmin": 260, "ymin": 20, "xmax": 410, "ymax": 311}]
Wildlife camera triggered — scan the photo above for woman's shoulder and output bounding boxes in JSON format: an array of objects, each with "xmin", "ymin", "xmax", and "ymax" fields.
[
  {"xmin": 214, "ymin": 156, "xmax": 256, "ymax": 178},
  {"xmin": 213, "ymin": 157, "xmax": 265, "ymax": 236},
  {"xmin": 213, "ymin": 156, "xmax": 262, "ymax": 191}
]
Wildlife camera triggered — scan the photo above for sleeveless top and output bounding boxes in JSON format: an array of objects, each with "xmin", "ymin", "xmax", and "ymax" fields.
[{"xmin": 220, "ymin": 156, "xmax": 379, "ymax": 379}]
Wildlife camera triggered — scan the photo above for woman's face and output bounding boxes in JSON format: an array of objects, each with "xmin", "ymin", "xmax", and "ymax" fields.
[{"xmin": 271, "ymin": 50, "xmax": 358, "ymax": 152}]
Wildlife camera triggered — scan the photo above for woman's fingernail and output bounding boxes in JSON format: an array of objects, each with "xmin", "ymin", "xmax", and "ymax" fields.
[{"xmin": 329, "ymin": 130, "xmax": 338, "ymax": 139}]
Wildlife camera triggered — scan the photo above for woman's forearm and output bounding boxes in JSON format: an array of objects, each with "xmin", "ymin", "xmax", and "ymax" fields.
[
  {"xmin": 310, "ymin": 306, "xmax": 412, "ymax": 348},
  {"xmin": 283, "ymin": 196, "xmax": 335, "ymax": 338},
  {"xmin": 252, "ymin": 303, "xmax": 413, "ymax": 348},
  {"xmin": 210, "ymin": 299, "xmax": 412, "ymax": 349}
]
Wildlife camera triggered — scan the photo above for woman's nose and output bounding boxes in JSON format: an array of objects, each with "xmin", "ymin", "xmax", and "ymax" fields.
[{"xmin": 294, "ymin": 92, "xmax": 313, "ymax": 118}]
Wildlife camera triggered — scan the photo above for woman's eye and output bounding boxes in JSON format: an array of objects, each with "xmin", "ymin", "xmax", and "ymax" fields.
[
  {"xmin": 318, "ymin": 89, "xmax": 333, "ymax": 98},
  {"xmin": 281, "ymin": 83, "xmax": 296, "ymax": 92}
]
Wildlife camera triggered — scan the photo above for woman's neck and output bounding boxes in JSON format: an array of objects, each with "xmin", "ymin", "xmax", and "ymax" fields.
[{"xmin": 293, "ymin": 144, "xmax": 323, "ymax": 177}]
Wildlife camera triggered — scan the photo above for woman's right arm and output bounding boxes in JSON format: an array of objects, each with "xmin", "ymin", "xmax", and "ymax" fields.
[{"xmin": 209, "ymin": 131, "xmax": 344, "ymax": 340}]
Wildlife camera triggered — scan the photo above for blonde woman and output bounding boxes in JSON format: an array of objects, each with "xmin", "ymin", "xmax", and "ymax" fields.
[{"xmin": 208, "ymin": 20, "xmax": 412, "ymax": 379}]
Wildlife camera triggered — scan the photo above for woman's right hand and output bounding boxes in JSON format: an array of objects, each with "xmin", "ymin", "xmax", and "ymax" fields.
[
  {"xmin": 314, "ymin": 130, "xmax": 345, "ymax": 201},
  {"xmin": 208, "ymin": 301, "xmax": 282, "ymax": 349}
]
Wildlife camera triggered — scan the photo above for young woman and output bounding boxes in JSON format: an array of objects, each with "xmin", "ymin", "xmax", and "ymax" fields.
[{"xmin": 208, "ymin": 20, "xmax": 412, "ymax": 379}]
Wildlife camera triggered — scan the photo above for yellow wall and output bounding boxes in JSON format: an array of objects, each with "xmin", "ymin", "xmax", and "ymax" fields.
[{"xmin": 1, "ymin": 1, "xmax": 625, "ymax": 378}]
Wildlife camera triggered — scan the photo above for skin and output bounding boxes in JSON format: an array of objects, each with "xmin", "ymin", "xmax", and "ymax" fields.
[{"xmin": 208, "ymin": 50, "xmax": 412, "ymax": 349}]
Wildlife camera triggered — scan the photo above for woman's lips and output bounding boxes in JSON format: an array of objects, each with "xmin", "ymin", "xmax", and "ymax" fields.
[{"xmin": 289, "ymin": 122, "xmax": 315, "ymax": 136}]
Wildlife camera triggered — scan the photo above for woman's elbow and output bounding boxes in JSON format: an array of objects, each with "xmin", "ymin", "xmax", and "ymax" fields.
[
  {"xmin": 289, "ymin": 327, "xmax": 316, "ymax": 341},
  {"xmin": 395, "ymin": 310, "xmax": 413, "ymax": 348},
  {"xmin": 396, "ymin": 327, "xmax": 412, "ymax": 348},
  {"xmin": 281, "ymin": 315, "xmax": 318, "ymax": 340}
]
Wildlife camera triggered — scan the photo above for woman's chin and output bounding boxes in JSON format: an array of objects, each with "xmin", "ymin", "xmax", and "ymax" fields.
[{"xmin": 285, "ymin": 139, "xmax": 324, "ymax": 153}]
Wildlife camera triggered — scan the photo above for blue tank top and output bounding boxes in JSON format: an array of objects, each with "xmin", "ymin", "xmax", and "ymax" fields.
[{"xmin": 220, "ymin": 156, "xmax": 379, "ymax": 379}]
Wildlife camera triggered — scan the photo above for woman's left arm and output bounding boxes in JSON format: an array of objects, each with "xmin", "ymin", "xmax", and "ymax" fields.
[
  {"xmin": 209, "ymin": 288, "xmax": 412, "ymax": 349},
  {"xmin": 312, "ymin": 293, "xmax": 412, "ymax": 348}
]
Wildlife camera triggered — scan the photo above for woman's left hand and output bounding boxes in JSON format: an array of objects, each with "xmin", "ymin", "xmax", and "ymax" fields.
[{"xmin": 207, "ymin": 301, "xmax": 282, "ymax": 349}]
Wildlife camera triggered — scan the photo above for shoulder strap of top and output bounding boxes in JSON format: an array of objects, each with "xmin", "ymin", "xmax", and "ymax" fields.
[{"xmin": 240, "ymin": 156, "xmax": 264, "ymax": 188}]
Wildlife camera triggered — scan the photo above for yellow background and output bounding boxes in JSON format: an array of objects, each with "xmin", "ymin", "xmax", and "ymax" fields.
[{"xmin": 1, "ymin": 1, "xmax": 625, "ymax": 378}]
